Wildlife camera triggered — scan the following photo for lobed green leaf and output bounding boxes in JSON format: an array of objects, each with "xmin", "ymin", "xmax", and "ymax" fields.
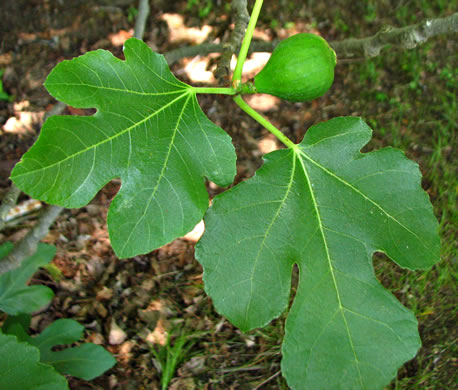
[
  {"xmin": 2, "ymin": 317, "xmax": 116, "ymax": 381},
  {"xmin": 11, "ymin": 38, "xmax": 236, "ymax": 258},
  {"xmin": 0, "ymin": 243, "xmax": 55, "ymax": 315},
  {"xmin": 0, "ymin": 332, "xmax": 68, "ymax": 390},
  {"xmin": 28, "ymin": 318, "xmax": 116, "ymax": 379},
  {"xmin": 196, "ymin": 117, "xmax": 440, "ymax": 389},
  {"xmin": 40, "ymin": 343, "xmax": 117, "ymax": 381}
]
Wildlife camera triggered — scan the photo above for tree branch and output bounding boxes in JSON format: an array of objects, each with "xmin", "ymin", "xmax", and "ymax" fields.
[
  {"xmin": 0, "ymin": 184, "xmax": 21, "ymax": 231},
  {"xmin": 214, "ymin": 0, "xmax": 250, "ymax": 84},
  {"xmin": 44, "ymin": 101, "xmax": 66, "ymax": 121},
  {"xmin": 0, "ymin": 205, "xmax": 63, "ymax": 275},
  {"xmin": 0, "ymin": 102, "xmax": 67, "ymax": 272},
  {"xmin": 0, "ymin": 1, "xmax": 154, "ymax": 275},
  {"xmin": 164, "ymin": 13, "xmax": 458, "ymax": 65},
  {"xmin": 331, "ymin": 13, "xmax": 458, "ymax": 58},
  {"xmin": 134, "ymin": 0, "xmax": 150, "ymax": 40},
  {"xmin": 0, "ymin": 101, "xmax": 68, "ymax": 234}
]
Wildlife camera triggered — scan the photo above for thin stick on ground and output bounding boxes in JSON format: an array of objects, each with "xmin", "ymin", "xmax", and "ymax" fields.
[
  {"xmin": 253, "ymin": 370, "xmax": 281, "ymax": 390},
  {"xmin": 0, "ymin": 101, "xmax": 67, "ymax": 234},
  {"xmin": 0, "ymin": 205, "xmax": 63, "ymax": 275},
  {"xmin": 0, "ymin": 99, "xmax": 67, "ymax": 270},
  {"xmin": 331, "ymin": 12, "xmax": 458, "ymax": 57},
  {"xmin": 0, "ymin": 0, "xmax": 154, "ymax": 273},
  {"xmin": 214, "ymin": 0, "xmax": 250, "ymax": 84},
  {"xmin": 0, "ymin": 184, "xmax": 21, "ymax": 231},
  {"xmin": 134, "ymin": 0, "xmax": 150, "ymax": 40}
]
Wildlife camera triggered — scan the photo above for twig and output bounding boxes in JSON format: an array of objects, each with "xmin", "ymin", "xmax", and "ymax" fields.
[
  {"xmin": 0, "ymin": 1, "xmax": 153, "ymax": 273},
  {"xmin": 253, "ymin": 370, "xmax": 281, "ymax": 390},
  {"xmin": 134, "ymin": 0, "xmax": 150, "ymax": 40},
  {"xmin": 165, "ymin": 43, "xmax": 230, "ymax": 64},
  {"xmin": 331, "ymin": 12, "xmax": 458, "ymax": 57},
  {"xmin": 0, "ymin": 101, "xmax": 67, "ymax": 271},
  {"xmin": 44, "ymin": 101, "xmax": 66, "ymax": 121},
  {"xmin": 164, "ymin": 40, "xmax": 275, "ymax": 65},
  {"xmin": 214, "ymin": 0, "xmax": 250, "ymax": 84},
  {"xmin": 0, "ymin": 205, "xmax": 63, "ymax": 275},
  {"xmin": 0, "ymin": 184, "xmax": 21, "ymax": 231},
  {"xmin": 165, "ymin": 13, "xmax": 458, "ymax": 65}
]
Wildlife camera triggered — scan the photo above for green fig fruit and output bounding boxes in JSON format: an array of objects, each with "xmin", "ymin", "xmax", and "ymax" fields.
[{"xmin": 254, "ymin": 33, "xmax": 337, "ymax": 102}]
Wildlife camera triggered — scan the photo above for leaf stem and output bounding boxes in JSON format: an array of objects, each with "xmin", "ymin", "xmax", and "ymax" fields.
[
  {"xmin": 193, "ymin": 87, "xmax": 236, "ymax": 95},
  {"xmin": 232, "ymin": 0, "xmax": 264, "ymax": 86},
  {"xmin": 233, "ymin": 95, "xmax": 296, "ymax": 149}
]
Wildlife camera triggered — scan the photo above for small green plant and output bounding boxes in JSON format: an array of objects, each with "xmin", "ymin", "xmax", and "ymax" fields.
[
  {"xmin": 8, "ymin": 0, "xmax": 442, "ymax": 388},
  {"xmin": 0, "ymin": 243, "xmax": 116, "ymax": 389},
  {"xmin": 364, "ymin": 1, "xmax": 377, "ymax": 23},
  {"xmin": 127, "ymin": 6, "xmax": 138, "ymax": 23},
  {"xmin": 0, "ymin": 70, "xmax": 11, "ymax": 101},
  {"xmin": 0, "ymin": 332, "xmax": 68, "ymax": 389},
  {"xmin": 186, "ymin": 0, "xmax": 213, "ymax": 19},
  {"xmin": 151, "ymin": 330, "xmax": 195, "ymax": 389}
]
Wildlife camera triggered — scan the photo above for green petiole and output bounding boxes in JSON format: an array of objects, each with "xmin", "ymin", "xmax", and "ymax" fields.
[
  {"xmin": 193, "ymin": 87, "xmax": 236, "ymax": 95},
  {"xmin": 233, "ymin": 95, "xmax": 296, "ymax": 149},
  {"xmin": 232, "ymin": 0, "xmax": 264, "ymax": 86},
  {"xmin": 196, "ymin": 0, "xmax": 293, "ymax": 151}
]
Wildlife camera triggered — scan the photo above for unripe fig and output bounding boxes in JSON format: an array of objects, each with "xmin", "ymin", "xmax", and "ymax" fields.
[{"xmin": 253, "ymin": 33, "xmax": 336, "ymax": 102}]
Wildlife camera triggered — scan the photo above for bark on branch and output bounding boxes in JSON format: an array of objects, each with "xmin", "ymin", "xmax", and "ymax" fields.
[
  {"xmin": 0, "ymin": 205, "xmax": 63, "ymax": 275},
  {"xmin": 165, "ymin": 13, "xmax": 458, "ymax": 65},
  {"xmin": 0, "ymin": 1, "xmax": 154, "ymax": 275},
  {"xmin": 331, "ymin": 13, "xmax": 458, "ymax": 58},
  {"xmin": 214, "ymin": 0, "xmax": 250, "ymax": 84},
  {"xmin": 134, "ymin": 0, "xmax": 150, "ymax": 40},
  {"xmin": 0, "ymin": 103, "xmax": 66, "ymax": 273},
  {"xmin": 0, "ymin": 184, "xmax": 21, "ymax": 231}
]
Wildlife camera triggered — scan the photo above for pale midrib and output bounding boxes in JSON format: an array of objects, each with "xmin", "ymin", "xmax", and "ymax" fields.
[
  {"xmin": 297, "ymin": 149, "xmax": 427, "ymax": 251},
  {"xmin": 13, "ymin": 90, "xmax": 191, "ymax": 178},
  {"xmin": 46, "ymin": 82, "xmax": 188, "ymax": 96},
  {"xmin": 295, "ymin": 151, "xmax": 364, "ymax": 388},
  {"xmin": 244, "ymin": 152, "xmax": 296, "ymax": 325},
  {"xmin": 119, "ymin": 93, "xmax": 192, "ymax": 255}
]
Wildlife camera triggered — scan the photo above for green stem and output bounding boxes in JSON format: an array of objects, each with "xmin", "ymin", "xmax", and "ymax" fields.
[
  {"xmin": 234, "ymin": 95, "xmax": 296, "ymax": 149},
  {"xmin": 232, "ymin": 0, "xmax": 264, "ymax": 86},
  {"xmin": 193, "ymin": 87, "xmax": 236, "ymax": 95}
]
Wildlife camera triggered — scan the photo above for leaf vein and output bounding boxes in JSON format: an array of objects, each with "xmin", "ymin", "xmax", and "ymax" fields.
[
  {"xmin": 297, "ymin": 149, "xmax": 435, "ymax": 257},
  {"xmin": 296, "ymin": 150, "xmax": 364, "ymax": 387},
  {"xmin": 13, "ymin": 91, "xmax": 191, "ymax": 179}
]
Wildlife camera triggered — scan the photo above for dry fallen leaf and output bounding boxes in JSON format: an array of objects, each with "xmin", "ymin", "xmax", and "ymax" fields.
[{"xmin": 109, "ymin": 318, "xmax": 127, "ymax": 345}]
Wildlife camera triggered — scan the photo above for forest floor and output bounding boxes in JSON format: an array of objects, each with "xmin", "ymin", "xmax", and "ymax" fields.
[{"xmin": 0, "ymin": 0, "xmax": 456, "ymax": 389}]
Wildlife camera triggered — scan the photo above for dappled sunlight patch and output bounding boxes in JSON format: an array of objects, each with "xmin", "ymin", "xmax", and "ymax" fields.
[
  {"xmin": 245, "ymin": 93, "xmax": 280, "ymax": 111},
  {"xmin": 117, "ymin": 341, "xmax": 134, "ymax": 365},
  {"xmin": 252, "ymin": 27, "xmax": 272, "ymax": 41},
  {"xmin": 183, "ymin": 220, "xmax": 205, "ymax": 243},
  {"xmin": 182, "ymin": 56, "xmax": 216, "ymax": 83},
  {"xmin": 258, "ymin": 135, "xmax": 279, "ymax": 154},
  {"xmin": 231, "ymin": 52, "xmax": 271, "ymax": 79},
  {"xmin": 0, "ymin": 52, "xmax": 12, "ymax": 66},
  {"xmin": 109, "ymin": 318, "xmax": 128, "ymax": 345},
  {"xmin": 109, "ymin": 29, "xmax": 133, "ymax": 47},
  {"xmin": 146, "ymin": 318, "xmax": 168, "ymax": 346},
  {"xmin": 142, "ymin": 299, "xmax": 171, "ymax": 346},
  {"xmin": 178, "ymin": 43, "xmax": 269, "ymax": 86},
  {"xmin": 3, "ymin": 100, "xmax": 44, "ymax": 134},
  {"xmin": 161, "ymin": 13, "xmax": 212, "ymax": 44}
]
